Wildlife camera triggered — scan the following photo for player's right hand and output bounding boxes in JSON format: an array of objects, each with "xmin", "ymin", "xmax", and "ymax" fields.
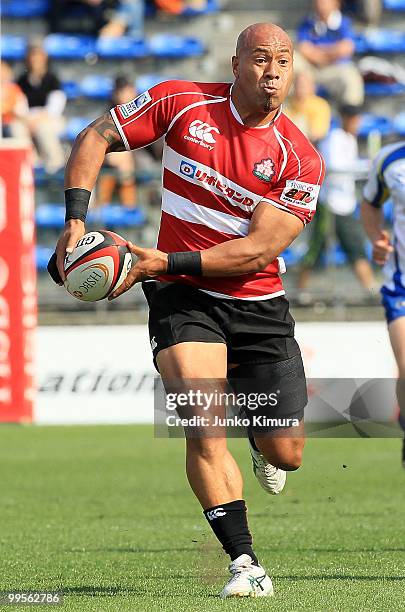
[
  {"xmin": 372, "ymin": 230, "xmax": 394, "ymax": 265},
  {"xmin": 55, "ymin": 219, "xmax": 86, "ymax": 282}
]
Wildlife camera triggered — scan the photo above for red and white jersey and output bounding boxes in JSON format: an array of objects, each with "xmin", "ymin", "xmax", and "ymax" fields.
[{"xmin": 111, "ymin": 80, "xmax": 325, "ymax": 300}]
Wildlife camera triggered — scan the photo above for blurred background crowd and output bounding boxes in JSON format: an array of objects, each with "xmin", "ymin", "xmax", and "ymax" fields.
[{"xmin": 1, "ymin": 0, "xmax": 404, "ymax": 320}]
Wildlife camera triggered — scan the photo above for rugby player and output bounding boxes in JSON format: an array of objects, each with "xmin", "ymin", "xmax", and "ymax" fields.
[
  {"xmin": 54, "ymin": 23, "xmax": 325, "ymax": 598},
  {"xmin": 361, "ymin": 141, "xmax": 405, "ymax": 468}
]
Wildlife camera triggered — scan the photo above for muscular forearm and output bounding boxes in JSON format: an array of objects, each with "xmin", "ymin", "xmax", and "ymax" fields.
[
  {"xmin": 360, "ymin": 200, "xmax": 383, "ymax": 242},
  {"xmin": 200, "ymin": 236, "xmax": 268, "ymax": 276}
]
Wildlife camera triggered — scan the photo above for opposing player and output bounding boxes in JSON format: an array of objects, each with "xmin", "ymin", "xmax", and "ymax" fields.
[
  {"xmin": 361, "ymin": 141, "xmax": 405, "ymax": 468},
  {"xmin": 54, "ymin": 23, "xmax": 324, "ymax": 597}
]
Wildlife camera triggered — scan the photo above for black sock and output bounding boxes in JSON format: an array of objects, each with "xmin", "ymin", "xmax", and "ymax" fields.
[{"xmin": 203, "ymin": 499, "xmax": 259, "ymax": 565}]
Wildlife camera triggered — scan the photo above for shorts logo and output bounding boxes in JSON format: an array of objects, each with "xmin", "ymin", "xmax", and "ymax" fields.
[
  {"xmin": 180, "ymin": 161, "xmax": 197, "ymax": 178},
  {"xmin": 150, "ymin": 336, "xmax": 157, "ymax": 351},
  {"xmin": 184, "ymin": 120, "xmax": 220, "ymax": 151},
  {"xmin": 280, "ymin": 180, "xmax": 320, "ymax": 210},
  {"xmin": 206, "ymin": 508, "xmax": 226, "ymax": 521},
  {"xmin": 253, "ymin": 158, "xmax": 275, "ymax": 183},
  {"xmin": 118, "ymin": 91, "xmax": 152, "ymax": 119}
]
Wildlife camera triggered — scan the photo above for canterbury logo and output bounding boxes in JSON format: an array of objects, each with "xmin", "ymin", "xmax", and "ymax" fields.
[
  {"xmin": 206, "ymin": 508, "xmax": 226, "ymax": 520},
  {"xmin": 188, "ymin": 120, "xmax": 219, "ymax": 144}
]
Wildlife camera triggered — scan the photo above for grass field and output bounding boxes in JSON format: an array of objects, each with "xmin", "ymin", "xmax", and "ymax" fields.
[{"xmin": 0, "ymin": 425, "xmax": 404, "ymax": 612}]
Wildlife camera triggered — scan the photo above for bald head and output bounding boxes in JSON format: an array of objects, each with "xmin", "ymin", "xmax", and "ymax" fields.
[{"xmin": 236, "ymin": 23, "xmax": 293, "ymax": 57}]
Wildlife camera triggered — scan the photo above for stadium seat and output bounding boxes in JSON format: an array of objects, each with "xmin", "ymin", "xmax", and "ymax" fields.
[
  {"xmin": 80, "ymin": 75, "xmax": 113, "ymax": 99},
  {"xmin": 34, "ymin": 167, "xmax": 64, "ymax": 185},
  {"xmin": 392, "ymin": 111, "xmax": 405, "ymax": 135},
  {"xmin": 95, "ymin": 37, "xmax": 148, "ymax": 59},
  {"xmin": 35, "ymin": 205, "xmax": 65, "ymax": 229},
  {"xmin": 87, "ymin": 206, "xmax": 146, "ymax": 227},
  {"xmin": 384, "ymin": 0, "xmax": 405, "ymax": 10},
  {"xmin": 0, "ymin": 35, "xmax": 27, "ymax": 61},
  {"xmin": 62, "ymin": 80, "xmax": 81, "ymax": 100},
  {"xmin": 358, "ymin": 114, "xmax": 394, "ymax": 137},
  {"xmin": 36, "ymin": 245, "xmax": 54, "ymax": 271},
  {"xmin": 44, "ymin": 34, "xmax": 96, "ymax": 59},
  {"xmin": 354, "ymin": 30, "xmax": 405, "ymax": 54},
  {"xmin": 182, "ymin": 0, "xmax": 219, "ymax": 15},
  {"xmin": 135, "ymin": 74, "xmax": 168, "ymax": 93},
  {"xmin": 365, "ymin": 82, "xmax": 405, "ymax": 96},
  {"xmin": 62, "ymin": 117, "xmax": 91, "ymax": 141},
  {"xmin": 2, "ymin": 0, "xmax": 49, "ymax": 18},
  {"xmin": 148, "ymin": 34, "xmax": 205, "ymax": 58}
]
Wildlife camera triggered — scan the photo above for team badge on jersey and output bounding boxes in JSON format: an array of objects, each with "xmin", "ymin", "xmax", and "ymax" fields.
[
  {"xmin": 253, "ymin": 158, "xmax": 275, "ymax": 183},
  {"xmin": 118, "ymin": 91, "xmax": 152, "ymax": 119},
  {"xmin": 280, "ymin": 180, "xmax": 320, "ymax": 210}
]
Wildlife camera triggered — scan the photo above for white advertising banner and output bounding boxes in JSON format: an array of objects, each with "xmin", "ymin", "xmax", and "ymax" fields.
[{"xmin": 35, "ymin": 322, "xmax": 397, "ymax": 424}]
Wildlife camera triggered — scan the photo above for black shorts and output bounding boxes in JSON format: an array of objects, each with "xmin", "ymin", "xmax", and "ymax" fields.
[{"xmin": 142, "ymin": 280, "xmax": 307, "ymax": 431}]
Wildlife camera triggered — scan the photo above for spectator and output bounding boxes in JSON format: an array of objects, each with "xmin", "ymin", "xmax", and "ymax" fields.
[
  {"xmin": 1, "ymin": 61, "xmax": 29, "ymax": 139},
  {"xmin": 296, "ymin": 0, "xmax": 364, "ymax": 106},
  {"xmin": 49, "ymin": 0, "xmax": 144, "ymax": 39},
  {"xmin": 98, "ymin": 76, "xmax": 138, "ymax": 207},
  {"xmin": 17, "ymin": 44, "xmax": 66, "ymax": 174},
  {"xmin": 284, "ymin": 72, "xmax": 331, "ymax": 144},
  {"xmin": 298, "ymin": 105, "xmax": 375, "ymax": 294}
]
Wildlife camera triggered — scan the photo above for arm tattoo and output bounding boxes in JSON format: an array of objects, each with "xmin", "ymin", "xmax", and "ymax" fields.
[{"xmin": 88, "ymin": 113, "xmax": 126, "ymax": 152}]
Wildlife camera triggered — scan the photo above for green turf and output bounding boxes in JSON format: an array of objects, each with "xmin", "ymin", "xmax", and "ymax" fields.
[{"xmin": 0, "ymin": 425, "xmax": 404, "ymax": 612}]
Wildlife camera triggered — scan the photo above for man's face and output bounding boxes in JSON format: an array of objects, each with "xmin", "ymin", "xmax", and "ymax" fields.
[
  {"xmin": 314, "ymin": 0, "xmax": 339, "ymax": 21},
  {"xmin": 232, "ymin": 37, "xmax": 293, "ymax": 115}
]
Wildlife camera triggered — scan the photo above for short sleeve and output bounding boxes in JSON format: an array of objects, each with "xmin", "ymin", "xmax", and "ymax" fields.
[
  {"xmin": 340, "ymin": 16, "xmax": 354, "ymax": 40},
  {"xmin": 363, "ymin": 156, "xmax": 387, "ymax": 208},
  {"xmin": 262, "ymin": 148, "xmax": 325, "ymax": 225},
  {"xmin": 296, "ymin": 19, "xmax": 312, "ymax": 43},
  {"xmin": 110, "ymin": 80, "xmax": 182, "ymax": 151}
]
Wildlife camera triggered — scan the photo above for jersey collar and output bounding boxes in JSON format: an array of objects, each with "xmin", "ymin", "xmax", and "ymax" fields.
[{"xmin": 229, "ymin": 84, "xmax": 282, "ymax": 129}]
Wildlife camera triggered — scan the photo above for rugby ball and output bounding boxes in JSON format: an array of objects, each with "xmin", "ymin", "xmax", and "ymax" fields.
[{"xmin": 64, "ymin": 230, "xmax": 132, "ymax": 301}]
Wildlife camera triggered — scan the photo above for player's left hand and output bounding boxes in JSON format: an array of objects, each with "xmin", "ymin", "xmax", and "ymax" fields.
[{"xmin": 108, "ymin": 241, "xmax": 168, "ymax": 300}]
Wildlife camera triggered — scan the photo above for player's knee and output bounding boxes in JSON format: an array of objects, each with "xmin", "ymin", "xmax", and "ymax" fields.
[{"xmin": 277, "ymin": 449, "xmax": 303, "ymax": 471}]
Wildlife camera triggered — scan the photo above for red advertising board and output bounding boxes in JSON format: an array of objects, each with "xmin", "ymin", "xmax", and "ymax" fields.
[{"xmin": 0, "ymin": 142, "xmax": 36, "ymax": 422}]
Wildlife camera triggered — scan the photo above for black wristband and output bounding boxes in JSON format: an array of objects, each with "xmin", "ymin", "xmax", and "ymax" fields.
[
  {"xmin": 167, "ymin": 251, "xmax": 202, "ymax": 276},
  {"xmin": 65, "ymin": 188, "xmax": 91, "ymax": 223}
]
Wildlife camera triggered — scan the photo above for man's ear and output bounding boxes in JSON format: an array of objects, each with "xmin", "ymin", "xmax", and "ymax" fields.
[{"xmin": 231, "ymin": 55, "xmax": 239, "ymax": 78}]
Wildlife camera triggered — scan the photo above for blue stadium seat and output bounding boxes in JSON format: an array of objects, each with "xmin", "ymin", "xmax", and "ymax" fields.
[
  {"xmin": 135, "ymin": 74, "xmax": 167, "ymax": 92},
  {"xmin": 62, "ymin": 117, "xmax": 91, "ymax": 141},
  {"xmin": 36, "ymin": 205, "xmax": 65, "ymax": 229},
  {"xmin": 80, "ymin": 75, "xmax": 113, "ymax": 99},
  {"xmin": 354, "ymin": 30, "xmax": 405, "ymax": 53},
  {"xmin": 392, "ymin": 112, "xmax": 405, "ymax": 135},
  {"xmin": 358, "ymin": 114, "xmax": 394, "ymax": 137},
  {"xmin": 148, "ymin": 34, "xmax": 205, "ymax": 58},
  {"xmin": 95, "ymin": 37, "xmax": 148, "ymax": 59},
  {"xmin": 36, "ymin": 245, "xmax": 54, "ymax": 271},
  {"xmin": 2, "ymin": 0, "xmax": 49, "ymax": 18},
  {"xmin": 34, "ymin": 167, "xmax": 64, "ymax": 185},
  {"xmin": 384, "ymin": 0, "xmax": 405, "ymax": 10},
  {"xmin": 365, "ymin": 82, "xmax": 405, "ymax": 96},
  {"xmin": 0, "ymin": 35, "xmax": 27, "ymax": 60},
  {"xmin": 87, "ymin": 206, "xmax": 146, "ymax": 227},
  {"xmin": 182, "ymin": 0, "xmax": 219, "ymax": 15},
  {"xmin": 62, "ymin": 80, "xmax": 81, "ymax": 100},
  {"xmin": 44, "ymin": 34, "xmax": 96, "ymax": 59}
]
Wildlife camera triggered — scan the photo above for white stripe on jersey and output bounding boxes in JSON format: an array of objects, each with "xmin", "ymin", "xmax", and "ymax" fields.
[
  {"xmin": 162, "ymin": 188, "xmax": 250, "ymax": 236},
  {"xmin": 163, "ymin": 145, "xmax": 262, "ymax": 212},
  {"xmin": 119, "ymin": 91, "xmax": 226, "ymax": 129},
  {"xmin": 167, "ymin": 97, "xmax": 227, "ymax": 132}
]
